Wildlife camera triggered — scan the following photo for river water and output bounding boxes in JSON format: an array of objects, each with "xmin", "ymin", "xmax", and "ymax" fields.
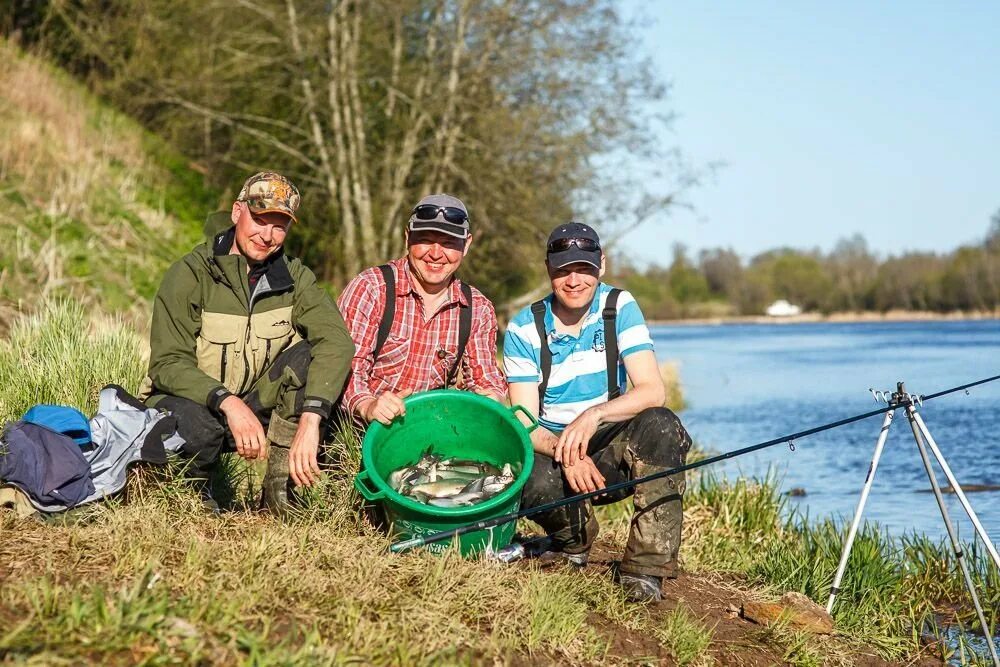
[{"xmin": 651, "ymin": 319, "xmax": 1000, "ymax": 544}]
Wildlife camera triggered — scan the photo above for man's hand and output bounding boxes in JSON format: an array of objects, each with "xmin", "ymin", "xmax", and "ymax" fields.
[
  {"xmin": 289, "ymin": 413, "xmax": 323, "ymax": 487},
  {"xmin": 220, "ymin": 395, "xmax": 267, "ymax": 460},
  {"xmin": 554, "ymin": 406, "xmax": 602, "ymax": 467},
  {"xmin": 360, "ymin": 388, "xmax": 413, "ymax": 425},
  {"xmin": 562, "ymin": 455, "xmax": 606, "ymax": 494}
]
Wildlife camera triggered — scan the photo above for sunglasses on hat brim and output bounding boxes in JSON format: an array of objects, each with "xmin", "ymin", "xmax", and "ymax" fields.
[
  {"xmin": 546, "ymin": 237, "xmax": 601, "ymax": 254},
  {"xmin": 411, "ymin": 204, "xmax": 469, "ymax": 225}
]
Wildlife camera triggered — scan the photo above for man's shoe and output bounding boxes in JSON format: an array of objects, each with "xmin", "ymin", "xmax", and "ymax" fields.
[
  {"xmin": 538, "ymin": 548, "xmax": 590, "ymax": 569},
  {"xmin": 199, "ymin": 486, "xmax": 222, "ymax": 515},
  {"xmin": 618, "ymin": 573, "xmax": 663, "ymax": 603},
  {"xmin": 490, "ymin": 535, "xmax": 555, "ymax": 563},
  {"xmin": 260, "ymin": 444, "xmax": 294, "ymax": 518}
]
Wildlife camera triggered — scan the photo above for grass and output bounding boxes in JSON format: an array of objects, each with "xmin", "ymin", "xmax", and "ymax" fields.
[
  {"xmin": 0, "ymin": 37, "xmax": 215, "ymax": 328},
  {"xmin": 678, "ymin": 470, "xmax": 999, "ymax": 662},
  {"xmin": 655, "ymin": 604, "xmax": 713, "ymax": 666},
  {"xmin": 0, "ymin": 299, "xmax": 147, "ymax": 421},
  {"xmin": 3, "ymin": 300, "xmax": 998, "ymax": 664}
]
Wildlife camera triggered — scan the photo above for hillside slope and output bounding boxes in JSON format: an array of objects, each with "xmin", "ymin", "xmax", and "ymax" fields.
[{"xmin": 0, "ymin": 38, "xmax": 217, "ymax": 326}]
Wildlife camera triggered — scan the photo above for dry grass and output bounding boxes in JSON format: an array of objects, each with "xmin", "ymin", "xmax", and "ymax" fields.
[
  {"xmin": 660, "ymin": 360, "xmax": 685, "ymax": 412},
  {"xmin": 0, "ymin": 38, "xmax": 212, "ymax": 329},
  {"xmin": 5, "ymin": 301, "xmax": 991, "ymax": 664},
  {"xmin": 0, "ymin": 468, "xmax": 624, "ymax": 665}
]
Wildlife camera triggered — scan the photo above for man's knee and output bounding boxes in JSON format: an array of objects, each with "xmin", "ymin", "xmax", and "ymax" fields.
[
  {"xmin": 248, "ymin": 341, "xmax": 313, "ymax": 419},
  {"xmin": 522, "ymin": 454, "xmax": 567, "ymax": 506},
  {"xmin": 627, "ymin": 407, "xmax": 691, "ymax": 467},
  {"xmin": 268, "ymin": 340, "xmax": 312, "ymax": 384}
]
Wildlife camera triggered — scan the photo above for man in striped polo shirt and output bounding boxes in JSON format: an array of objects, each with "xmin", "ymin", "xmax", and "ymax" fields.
[{"xmin": 504, "ymin": 222, "xmax": 692, "ymax": 602}]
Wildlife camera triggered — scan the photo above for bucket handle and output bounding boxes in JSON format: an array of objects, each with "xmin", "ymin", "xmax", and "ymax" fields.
[
  {"xmin": 353, "ymin": 469, "xmax": 386, "ymax": 502},
  {"xmin": 510, "ymin": 404, "xmax": 539, "ymax": 433}
]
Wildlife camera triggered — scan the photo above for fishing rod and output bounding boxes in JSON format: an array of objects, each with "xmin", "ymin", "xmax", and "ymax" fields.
[{"xmin": 389, "ymin": 372, "xmax": 1000, "ymax": 554}]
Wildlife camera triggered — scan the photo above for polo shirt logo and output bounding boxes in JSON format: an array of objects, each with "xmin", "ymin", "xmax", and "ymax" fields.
[{"xmin": 592, "ymin": 330, "xmax": 606, "ymax": 352}]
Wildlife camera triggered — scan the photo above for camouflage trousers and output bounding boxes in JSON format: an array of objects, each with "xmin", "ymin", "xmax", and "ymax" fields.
[
  {"xmin": 146, "ymin": 341, "xmax": 312, "ymax": 482},
  {"xmin": 521, "ymin": 407, "xmax": 692, "ymax": 579}
]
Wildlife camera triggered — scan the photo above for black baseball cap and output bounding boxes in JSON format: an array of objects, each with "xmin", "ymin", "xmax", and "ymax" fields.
[{"xmin": 546, "ymin": 222, "xmax": 602, "ymax": 269}]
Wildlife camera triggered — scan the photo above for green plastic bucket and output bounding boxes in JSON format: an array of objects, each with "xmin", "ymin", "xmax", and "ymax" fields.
[{"xmin": 353, "ymin": 390, "xmax": 536, "ymax": 556}]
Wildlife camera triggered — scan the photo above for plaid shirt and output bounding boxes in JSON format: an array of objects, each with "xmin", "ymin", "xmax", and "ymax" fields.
[{"xmin": 336, "ymin": 257, "xmax": 507, "ymax": 416}]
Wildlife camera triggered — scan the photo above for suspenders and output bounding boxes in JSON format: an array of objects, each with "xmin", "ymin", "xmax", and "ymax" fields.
[
  {"xmin": 531, "ymin": 288, "xmax": 622, "ymax": 411},
  {"xmin": 371, "ymin": 264, "xmax": 472, "ymax": 388}
]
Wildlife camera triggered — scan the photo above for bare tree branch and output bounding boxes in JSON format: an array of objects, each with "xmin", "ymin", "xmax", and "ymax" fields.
[{"xmin": 160, "ymin": 95, "xmax": 320, "ymax": 171}]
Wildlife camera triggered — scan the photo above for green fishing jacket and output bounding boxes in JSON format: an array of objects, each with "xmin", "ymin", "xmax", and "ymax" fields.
[{"xmin": 139, "ymin": 213, "xmax": 355, "ymax": 420}]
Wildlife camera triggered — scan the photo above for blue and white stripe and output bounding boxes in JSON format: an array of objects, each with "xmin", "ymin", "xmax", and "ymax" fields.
[{"xmin": 503, "ymin": 284, "xmax": 654, "ymax": 433}]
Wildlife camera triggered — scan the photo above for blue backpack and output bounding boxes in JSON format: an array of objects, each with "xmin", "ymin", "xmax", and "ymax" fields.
[{"xmin": 21, "ymin": 405, "xmax": 92, "ymax": 447}]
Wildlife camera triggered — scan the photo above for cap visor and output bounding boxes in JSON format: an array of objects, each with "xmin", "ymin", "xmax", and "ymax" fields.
[
  {"xmin": 408, "ymin": 219, "xmax": 469, "ymax": 238},
  {"xmin": 248, "ymin": 206, "xmax": 297, "ymax": 223},
  {"xmin": 547, "ymin": 248, "xmax": 601, "ymax": 269}
]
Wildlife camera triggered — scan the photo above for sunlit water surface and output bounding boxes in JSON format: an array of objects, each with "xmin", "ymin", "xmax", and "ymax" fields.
[{"xmin": 652, "ymin": 320, "xmax": 1000, "ymax": 545}]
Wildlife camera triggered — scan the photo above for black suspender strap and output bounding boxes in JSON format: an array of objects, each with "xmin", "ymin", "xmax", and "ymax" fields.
[
  {"xmin": 446, "ymin": 283, "xmax": 474, "ymax": 387},
  {"xmin": 372, "ymin": 264, "xmax": 395, "ymax": 363},
  {"xmin": 603, "ymin": 288, "xmax": 622, "ymax": 400},
  {"xmin": 530, "ymin": 300, "xmax": 551, "ymax": 409}
]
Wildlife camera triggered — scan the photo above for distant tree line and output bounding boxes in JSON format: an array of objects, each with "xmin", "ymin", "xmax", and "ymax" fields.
[
  {"xmin": 608, "ymin": 212, "xmax": 1000, "ymax": 319},
  {"xmin": 2, "ymin": 0, "xmax": 700, "ymax": 313}
]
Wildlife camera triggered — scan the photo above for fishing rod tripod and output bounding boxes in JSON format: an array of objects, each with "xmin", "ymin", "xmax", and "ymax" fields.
[{"xmin": 827, "ymin": 382, "xmax": 1000, "ymax": 666}]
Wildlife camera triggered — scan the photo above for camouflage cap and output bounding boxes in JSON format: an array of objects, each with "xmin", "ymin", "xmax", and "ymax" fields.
[{"xmin": 236, "ymin": 171, "xmax": 301, "ymax": 222}]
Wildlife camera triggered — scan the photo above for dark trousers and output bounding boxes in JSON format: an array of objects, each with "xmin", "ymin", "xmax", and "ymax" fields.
[
  {"xmin": 521, "ymin": 406, "xmax": 692, "ymax": 578},
  {"xmin": 146, "ymin": 342, "xmax": 312, "ymax": 482}
]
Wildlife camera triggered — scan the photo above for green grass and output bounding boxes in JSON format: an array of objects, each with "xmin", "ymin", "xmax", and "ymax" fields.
[
  {"xmin": 679, "ymin": 471, "xmax": 999, "ymax": 661},
  {"xmin": 655, "ymin": 604, "xmax": 713, "ymax": 666},
  {"xmin": 0, "ymin": 299, "xmax": 147, "ymax": 421},
  {"xmin": 3, "ymin": 300, "xmax": 997, "ymax": 664}
]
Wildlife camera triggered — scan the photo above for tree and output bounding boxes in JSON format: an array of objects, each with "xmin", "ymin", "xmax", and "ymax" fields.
[
  {"xmin": 40, "ymin": 0, "xmax": 690, "ymax": 304},
  {"xmin": 698, "ymin": 247, "xmax": 742, "ymax": 300},
  {"xmin": 748, "ymin": 249, "xmax": 832, "ymax": 312},
  {"xmin": 870, "ymin": 253, "xmax": 945, "ymax": 312},
  {"xmin": 666, "ymin": 243, "xmax": 709, "ymax": 304},
  {"xmin": 986, "ymin": 207, "xmax": 1000, "ymax": 252},
  {"xmin": 825, "ymin": 234, "xmax": 877, "ymax": 311}
]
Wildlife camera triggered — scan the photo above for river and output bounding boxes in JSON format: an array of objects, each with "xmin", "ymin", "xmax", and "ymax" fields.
[{"xmin": 651, "ymin": 319, "xmax": 1000, "ymax": 543}]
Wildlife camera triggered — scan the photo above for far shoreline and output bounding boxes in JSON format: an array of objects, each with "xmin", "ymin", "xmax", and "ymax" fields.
[{"xmin": 649, "ymin": 308, "xmax": 1000, "ymax": 327}]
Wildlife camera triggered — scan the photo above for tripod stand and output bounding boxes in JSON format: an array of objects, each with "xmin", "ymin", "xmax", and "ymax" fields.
[{"xmin": 826, "ymin": 382, "xmax": 999, "ymax": 666}]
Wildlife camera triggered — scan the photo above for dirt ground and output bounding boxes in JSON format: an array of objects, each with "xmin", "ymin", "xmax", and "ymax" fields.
[{"xmin": 542, "ymin": 541, "xmax": 947, "ymax": 667}]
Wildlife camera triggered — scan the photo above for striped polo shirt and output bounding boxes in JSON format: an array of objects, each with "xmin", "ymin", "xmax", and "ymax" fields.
[{"xmin": 503, "ymin": 283, "xmax": 654, "ymax": 433}]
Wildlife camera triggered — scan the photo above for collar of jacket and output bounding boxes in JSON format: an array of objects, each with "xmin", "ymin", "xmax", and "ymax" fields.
[{"xmin": 202, "ymin": 211, "xmax": 294, "ymax": 302}]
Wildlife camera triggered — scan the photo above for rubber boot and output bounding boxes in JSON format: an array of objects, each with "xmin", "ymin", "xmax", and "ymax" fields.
[{"xmin": 260, "ymin": 443, "xmax": 294, "ymax": 519}]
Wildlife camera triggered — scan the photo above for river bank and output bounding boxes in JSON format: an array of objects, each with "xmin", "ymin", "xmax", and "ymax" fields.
[
  {"xmin": 3, "ymin": 301, "xmax": 998, "ymax": 664},
  {"xmin": 651, "ymin": 309, "xmax": 1000, "ymax": 327}
]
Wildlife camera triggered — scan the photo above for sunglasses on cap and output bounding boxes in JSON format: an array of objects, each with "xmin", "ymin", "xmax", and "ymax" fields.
[
  {"xmin": 412, "ymin": 204, "xmax": 469, "ymax": 225},
  {"xmin": 547, "ymin": 237, "xmax": 601, "ymax": 254}
]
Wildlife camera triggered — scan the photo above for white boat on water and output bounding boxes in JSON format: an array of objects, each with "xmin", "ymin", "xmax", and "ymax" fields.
[{"xmin": 765, "ymin": 299, "xmax": 802, "ymax": 317}]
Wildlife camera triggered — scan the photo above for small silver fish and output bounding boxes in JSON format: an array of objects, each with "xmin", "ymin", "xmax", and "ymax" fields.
[
  {"xmin": 409, "ymin": 479, "xmax": 471, "ymax": 499},
  {"xmin": 427, "ymin": 491, "xmax": 485, "ymax": 507},
  {"xmin": 389, "ymin": 454, "xmax": 515, "ymax": 506}
]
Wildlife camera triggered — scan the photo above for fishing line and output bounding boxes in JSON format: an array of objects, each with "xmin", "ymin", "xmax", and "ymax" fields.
[{"xmin": 389, "ymin": 372, "xmax": 1000, "ymax": 553}]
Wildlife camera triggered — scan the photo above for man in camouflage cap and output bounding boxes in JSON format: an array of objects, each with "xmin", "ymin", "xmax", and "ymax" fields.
[{"xmin": 140, "ymin": 172, "xmax": 356, "ymax": 515}]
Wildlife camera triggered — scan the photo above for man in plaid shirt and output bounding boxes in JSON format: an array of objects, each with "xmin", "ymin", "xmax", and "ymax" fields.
[{"xmin": 337, "ymin": 194, "xmax": 507, "ymax": 425}]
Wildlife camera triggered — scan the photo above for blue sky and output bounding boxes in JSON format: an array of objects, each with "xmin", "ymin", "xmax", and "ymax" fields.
[{"xmin": 618, "ymin": 1, "xmax": 999, "ymax": 265}]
